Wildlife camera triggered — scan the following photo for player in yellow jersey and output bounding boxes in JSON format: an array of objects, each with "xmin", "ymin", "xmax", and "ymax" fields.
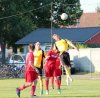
[
  {"xmin": 52, "ymin": 34, "xmax": 78, "ymax": 85},
  {"xmin": 33, "ymin": 42, "xmax": 46, "ymax": 95}
]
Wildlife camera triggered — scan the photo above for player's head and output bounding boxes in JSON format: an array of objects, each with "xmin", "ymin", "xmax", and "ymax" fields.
[
  {"xmin": 53, "ymin": 44, "xmax": 59, "ymax": 53},
  {"xmin": 49, "ymin": 45, "xmax": 58, "ymax": 53},
  {"xmin": 52, "ymin": 34, "xmax": 61, "ymax": 41},
  {"xmin": 35, "ymin": 42, "xmax": 41, "ymax": 50},
  {"xmin": 28, "ymin": 44, "xmax": 35, "ymax": 51}
]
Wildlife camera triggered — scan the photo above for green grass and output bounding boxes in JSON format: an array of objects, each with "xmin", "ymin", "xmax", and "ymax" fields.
[{"xmin": 0, "ymin": 76, "xmax": 100, "ymax": 98}]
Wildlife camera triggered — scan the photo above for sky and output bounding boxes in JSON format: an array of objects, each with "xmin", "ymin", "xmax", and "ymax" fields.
[{"xmin": 80, "ymin": 0, "xmax": 100, "ymax": 12}]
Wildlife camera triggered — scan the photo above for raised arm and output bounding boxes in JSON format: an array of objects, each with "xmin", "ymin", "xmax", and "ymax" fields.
[{"xmin": 67, "ymin": 39, "xmax": 78, "ymax": 50}]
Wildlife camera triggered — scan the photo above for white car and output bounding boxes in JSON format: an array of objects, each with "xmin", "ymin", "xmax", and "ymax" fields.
[{"xmin": 9, "ymin": 54, "xmax": 26, "ymax": 68}]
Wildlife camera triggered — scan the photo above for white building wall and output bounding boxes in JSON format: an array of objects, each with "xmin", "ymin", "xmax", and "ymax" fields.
[{"xmin": 69, "ymin": 48, "xmax": 100, "ymax": 72}]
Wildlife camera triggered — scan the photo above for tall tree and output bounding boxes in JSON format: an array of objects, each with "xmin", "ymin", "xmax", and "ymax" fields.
[
  {"xmin": 0, "ymin": 0, "xmax": 82, "ymax": 63},
  {"xmin": 30, "ymin": 0, "xmax": 83, "ymax": 27},
  {"xmin": 0, "ymin": 0, "xmax": 37, "ymax": 63}
]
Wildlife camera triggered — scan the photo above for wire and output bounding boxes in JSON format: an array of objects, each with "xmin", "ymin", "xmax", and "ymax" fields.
[
  {"xmin": 0, "ymin": 2, "xmax": 98, "ymax": 20},
  {"xmin": 0, "ymin": 3, "xmax": 51, "ymax": 20}
]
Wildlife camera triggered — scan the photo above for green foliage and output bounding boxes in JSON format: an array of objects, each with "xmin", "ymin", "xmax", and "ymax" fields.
[
  {"xmin": 51, "ymin": 0, "xmax": 83, "ymax": 26},
  {"xmin": 31, "ymin": 0, "xmax": 83, "ymax": 27},
  {"xmin": 76, "ymin": 44, "xmax": 100, "ymax": 48},
  {"xmin": 76, "ymin": 43, "xmax": 88, "ymax": 48},
  {"xmin": 0, "ymin": 0, "xmax": 37, "ymax": 48},
  {"xmin": 0, "ymin": 0, "xmax": 83, "ymax": 47}
]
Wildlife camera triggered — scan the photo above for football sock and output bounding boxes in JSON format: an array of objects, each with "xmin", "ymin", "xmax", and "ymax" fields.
[
  {"xmin": 51, "ymin": 77, "xmax": 54, "ymax": 88},
  {"xmin": 40, "ymin": 79, "xmax": 43, "ymax": 90},
  {"xmin": 18, "ymin": 84, "xmax": 28, "ymax": 91},
  {"xmin": 46, "ymin": 80, "xmax": 49, "ymax": 90},
  {"xmin": 30, "ymin": 86, "xmax": 36, "ymax": 96},
  {"xmin": 56, "ymin": 80, "xmax": 60, "ymax": 89}
]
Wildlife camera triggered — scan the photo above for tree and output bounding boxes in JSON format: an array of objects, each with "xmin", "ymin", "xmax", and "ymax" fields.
[
  {"xmin": 0, "ymin": 0, "xmax": 37, "ymax": 63},
  {"xmin": 0, "ymin": 0, "xmax": 82, "ymax": 63},
  {"xmin": 30, "ymin": 0, "xmax": 83, "ymax": 27}
]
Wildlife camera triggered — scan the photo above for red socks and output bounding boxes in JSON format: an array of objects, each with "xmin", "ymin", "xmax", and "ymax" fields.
[
  {"xmin": 56, "ymin": 80, "xmax": 60, "ymax": 89},
  {"xmin": 51, "ymin": 77, "xmax": 54, "ymax": 88},
  {"xmin": 18, "ymin": 84, "xmax": 27, "ymax": 91},
  {"xmin": 30, "ymin": 86, "xmax": 36, "ymax": 96},
  {"xmin": 46, "ymin": 80, "xmax": 49, "ymax": 90}
]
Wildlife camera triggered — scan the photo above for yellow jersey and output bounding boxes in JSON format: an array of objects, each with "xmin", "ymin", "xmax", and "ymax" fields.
[
  {"xmin": 55, "ymin": 39, "xmax": 69, "ymax": 53},
  {"xmin": 33, "ymin": 50, "xmax": 46, "ymax": 68}
]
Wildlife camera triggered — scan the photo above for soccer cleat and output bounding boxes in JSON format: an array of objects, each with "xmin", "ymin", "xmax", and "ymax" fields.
[
  {"xmin": 16, "ymin": 88, "xmax": 20, "ymax": 97},
  {"xmin": 58, "ymin": 89, "xmax": 61, "ymax": 94},
  {"xmin": 46, "ymin": 90, "xmax": 49, "ymax": 95},
  {"xmin": 40, "ymin": 90, "xmax": 43, "ymax": 95},
  {"xmin": 52, "ymin": 86, "xmax": 54, "ymax": 89}
]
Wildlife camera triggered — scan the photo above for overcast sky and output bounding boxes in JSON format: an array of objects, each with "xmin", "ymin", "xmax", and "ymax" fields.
[{"xmin": 80, "ymin": 0, "xmax": 100, "ymax": 12}]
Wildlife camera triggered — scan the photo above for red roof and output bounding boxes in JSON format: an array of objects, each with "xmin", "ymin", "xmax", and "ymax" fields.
[
  {"xmin": 85, "ymin": 32, "xmax": 100, "ymax": 44},
  {"xmin": 79, "ymin": 13, "xmax": 100, "ymax": 27}
]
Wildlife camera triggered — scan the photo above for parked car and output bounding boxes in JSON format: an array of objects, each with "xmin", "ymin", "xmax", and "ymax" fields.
[{"xmin": 9, "ymin": 54, "xmax": 26, "ymax": 68}]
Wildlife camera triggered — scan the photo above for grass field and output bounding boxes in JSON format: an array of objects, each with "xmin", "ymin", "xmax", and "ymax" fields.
[{"xmin": 0, "ymin": 75, "xmax": 100, "ymax": 98}]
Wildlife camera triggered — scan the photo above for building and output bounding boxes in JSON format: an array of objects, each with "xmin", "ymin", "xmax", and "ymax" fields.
[
  {"xmin": 78, "ymin": 13, "xmax": 100, "ymax": 27},
  {"xmin": 16, "ymin": 27, "xmax": 100, "ymax": 53}
]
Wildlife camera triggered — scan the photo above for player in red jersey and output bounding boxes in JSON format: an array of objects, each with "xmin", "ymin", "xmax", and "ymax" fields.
[
  {"xmin": 44, "ymin": 46, "xmax": 61, "ymax": 94},
  {"xmin": 51, "ymin": 49, "xmax": 62, "ymax": 93},
  {"xmin": 16, "ymin": 44, "xmax": 38, "ymax": 98}
]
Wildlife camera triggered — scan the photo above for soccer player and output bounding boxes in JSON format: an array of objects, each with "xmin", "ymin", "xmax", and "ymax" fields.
[
  {"xmin": 52, "ymin": 34, "xmax": 78, "ymax": 85},
  {"xmin": 51, "ymin": 49, "xmax": 62, "ymax": 90},
  {"xmin": 33, "ymin": 42, "xmax": 46, "ymax": 95},
  {"xmin": 16, "ymin": 44, "xmax": 38, "ymax": 98},
  {"xmin": 44, "ymin": 46, "xmax": 61, "ymax": 94}
]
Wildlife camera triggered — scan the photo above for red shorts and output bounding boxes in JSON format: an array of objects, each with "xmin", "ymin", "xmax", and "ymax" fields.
[
  {"xmin": 45, "ymin": 64, "xmax": 55, "ymax": 78},
  {"xmin": 25, "ymin": 71, "xmax": 38, "ymax": 82},
  {"xmin": 54, "ymin": 68, "xmax": 62, "ymax": 77}
]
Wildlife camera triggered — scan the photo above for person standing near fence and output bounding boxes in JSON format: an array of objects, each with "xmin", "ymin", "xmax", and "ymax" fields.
[
  {"xmin": 16, "ymin": 44, "xmax": 38, "ymax": 98},
  {"xmin": 52, "ymin": 34, "xmax": 78, "ymax": 85},
  {"xmin": 33, "ymin": 42, "xmax": 46, "ymax": 95}
]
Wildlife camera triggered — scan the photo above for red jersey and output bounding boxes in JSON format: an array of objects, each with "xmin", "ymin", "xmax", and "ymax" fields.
[
  {"xmin": 26, "ymin": 51, "xmax": 34, "ymax": 71},
  {"xmin": 55, "ymin": 57, "xmax": 60, "ymax": 69},
  {"xmin": 45, "ymin": 50, "xmax": 59, "ymax": 67}
]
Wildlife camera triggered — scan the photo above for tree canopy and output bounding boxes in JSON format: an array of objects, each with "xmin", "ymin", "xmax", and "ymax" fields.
[{"xmin": 0, "ymin": 0, "xmax": 83, "ymax": 63}]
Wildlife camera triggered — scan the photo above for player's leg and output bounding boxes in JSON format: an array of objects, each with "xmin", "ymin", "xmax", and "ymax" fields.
[
  {"xmin": 36, "ymin": 68, "xmax": 43, "ymax": 95},
  {"xmin": 45, "ymin": 77, "xmax": 49, "ymax": 95},
  {"xmin": 30, "ymin": 71, "xmax": 38, "ymax": 98},
  {"xmin": 16, "ymin": 71, "xmax": 33, "ymax": 97},
  {"xmin": 39, "ymin": 76, "xmax": 43, "ymax": 95},
  {"xmin": 51, "ymin": 76, "xmax": 54, "ymax": 89},
  {"xmin": 55, "ymin": 76, "xmax": 61, "ymax": 94},
  {"xmin": 45, "ymin": 66, "xmax": 50, "ymax": 95},
  {"xmin": 30, "ymin": 79, "xmax": 37, "ymax": 97},
  {"xmin": 65, "ymin": 66, "xmax": 72, "ymax": 85},
  {"xmin": 54, "ymin": 69, "xmax": 62, "ymax": 94},
  {"xmin": 61, "ymin": 52, "xmax": 72, "ymax": 85}
]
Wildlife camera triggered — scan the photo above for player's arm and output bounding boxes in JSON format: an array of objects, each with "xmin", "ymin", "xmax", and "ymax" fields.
[
  {"xmin": 67, "ymin": 39, "xmax": 78, "ymax": 50},
  {"xmin": 28, "ymin": 60, "xmax": 36, "ymax": 69},
  {"xmin": 29, "ymin": 56, "xmax": 38, "ymax": 73},
  {"xmin": 45, "ymin": 55, "xmax": 50, "ymax": 61}
]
